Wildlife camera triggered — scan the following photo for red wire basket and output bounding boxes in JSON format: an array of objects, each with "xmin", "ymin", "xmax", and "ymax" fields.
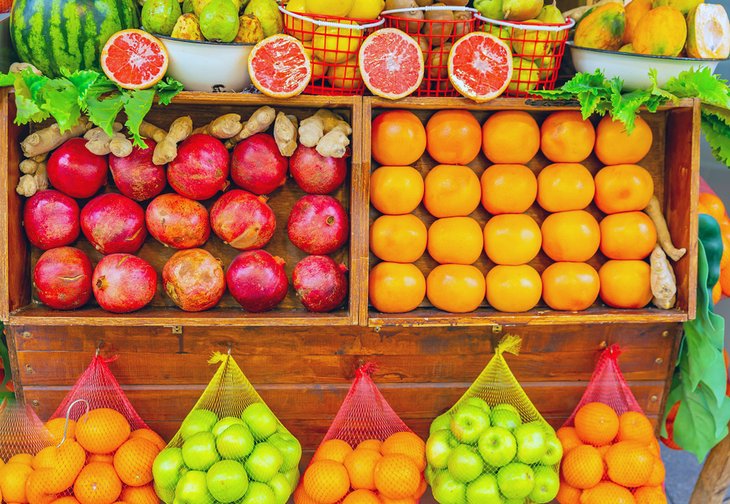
[
  {"xmin": 476, "ymin": 14, "xmax": 575, "ymax": 97},
  {"xmin": 280, "ymin": 5, "xmax": 384, "ymax": 96},
  {"xmin": 381, "ymin": 6, "xmax": 477, "ymax": 97}
]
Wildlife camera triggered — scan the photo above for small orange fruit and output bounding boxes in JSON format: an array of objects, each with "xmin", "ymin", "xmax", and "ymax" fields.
[
  {"xmin": 541, "ymin": 210, "xmax": 600, "ymax": 262},
  {"xmin": 699, "ymin": 192, "xmax": 727, "ymax": 223},
  {"xmin": 634, "ymin": 485, "xmax": 668, "ymax": 504},
  {"xmin": 313, "ymin": 439, "xmax": 353, "ymax": 463},
  {"xmin": 370, "ymin": 166, "xmax": 424, "ymax": 215},
  {"xmin": 595, "ymin": 114, "xmax": 653, "ymax": 165},
  {"xmin": 599, "ymin": 260, "xmax": 652, "ymax": 309},
  {"xmin": 372, "ymin": 110, "xmax": 426, "ymax": 166},
  {"xmin": 294, "ymin": 485, "xmax": 321, "ymax": 504},
  {"xmin": 342, "ymin": 489, "xmax": 382, "ymax": 504},
  {"xmin": 556, "ymin": 426, "xmax": 583, "ymax": 454},
  {"xmin": 113, "ymin": 437, "xmax": 158, "ymax": 487},
  {"xmin": 45, "ymin": 418, "xmax": 76, "ymax": 444},
  {"xmin": 482, "ymin": 111, "xmax": 540, "ymax": 164},
  {"xmin": 381, "ymin": 432, "xmax": 426, "ymax": 472},
  {"xmin": 87, "ymin": 454, "xmax": 115, "ymax": 465},
  {"xmin": 618, "ymin": 411, "xmax": 655, "ymax": 445},
  {"xmin": 555, "ymin": 480, "xmax": 582, "ymax": 504},
  {"xmin": 7, "ymin": 453, "xmax": 33, "ymax": 465},
  {"xmin": 605, "ymin": 440, "xmax": 654, "ymax": 487},
  {"xmin": 647, "ymin": 457, "xmax": 666, "ymax": 486},
  {"xmin": 426, "ymin": 110, "xmax": 482, "ymax": 164},
  {"xmin": 303, "ymin": 460, "xmax": 351, "ymax": 504},
  {"xmin": 483, "ymin": 214, "xmax": 542, "ymax": 265},
  {"xmin": 541, "ymin": 262, "xmax": 600, "ymax": 311},
  {"xmin": 33, "ymin": 446, "xmax": 59, "ymax": 470},
  {"xmin": 594, "ymin": 164, "xmax": 654, "ymax": 214},
  {"xmin": 561, "ymin": 445, "xmax": 603, "ymax": 489},
  {"xmin": 369, "ymin": 262, "xmax": 426, "ymax": 313},
  {"xmin": 50, "ymin": 498, "xmax": 81, "ymax": 504},
  {"xmin": 486, "ymin": 264, "xmax": 542, "ymax": 312},
  {"xmin": 480, "ymin": 164, "xmax": 537, "ymax": 214},
  {"xmin": 380, "ymin": 496, "xmax": 418, "ymax": 504},
  {"xmin": 537, "ymin": 163, "xmax": 595, "ymax": 212},
  {"xmin": 120, "ymin": 484, "xmax": 161, "ymax": 504},
  {"xmin": 540, "ymin": 111, "xmax": 596, "ymax": 163},
  {"xmin": 647, "ymin": 438, "xmax": 661, "ymax": 457},
  {"xmin": 424, "ymin": 165, "xmax": 481, "ymax": 217},
  {"xmin": 600, "ymin": 212, "xmax": 657, "ymax": 260},
  {"xmin": 374, "ymin": 454, "xmax": 421, "ymax": 499},
  {"xmin": 721, "ymin": 236, "xmax": 730, "ymax": 269},
  {"xmin": 357, "ymin": 439, "xmax": 383, "ymax": 451},
  {"xmin": 344, "ymin": 449, "xmax": 382, "ymax": 490},
  {"xmin": 370, "ymin": 214, "xmax": 427, "ymax": 263},
  {"xmin": 581, "ymin": 482, "xmax": 636, "ymax": 504},
  {"xmin": 714, "ymin": 282, "xmax": 722, "ymax": 305},
  {"xmin": 428, "ymin": 217, "xmax": 483, "ymax": 264},
  {"xmin": 0, "ymin": 462, "xmax": 33, "ymax": 503},
  {"xmin": 575, "ymin": 402, "xmax": 620, "ymax": 446},
  {"xmin": 76, "ymin": 408, "xmax": 131, "ymax": 455},
  {"xmin": 73, "ymin": 462, "xmax": 123, "ymax": 504},
  {"xmin": 129, "ymin": 429, "xmax": 166, "ymax": 451},
  {"xmin": 426, "ymin": 264, "xmax": 486, "ymax": 313}
]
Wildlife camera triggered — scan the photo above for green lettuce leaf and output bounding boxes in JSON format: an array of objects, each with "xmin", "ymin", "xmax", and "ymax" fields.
[
  {"xmin": 86, "ymin": 94, "xmax": 127, "ymax": 137},
  {"xmin": 156, "ymin": 77, "xmax": 184, "ymax": 106},
  {"xmin": 664, "ymin": 67, "xmax": 730, "ymax": 108},
  {"xmin": 123, "ymin": 89, "xmax": 156, "ymax": 146}
]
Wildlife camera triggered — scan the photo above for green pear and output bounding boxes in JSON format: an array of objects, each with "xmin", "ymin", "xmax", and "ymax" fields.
[
  {"xmin": 474, "ymin": 0, "xmax": 505, "ymax": 20},
  {"xmin": 199, "ymin": 0, "xmax": 240, "ymax": 41},
  {"xmin": 171, "ymin": 13, "xmax": 204, "ymax": 40},
  {"xmin": 503, "ymin": 0, "xmax": 544, "ymax": 21},
  {"xmin": 508, "ymin": 57, "xmax": 541, "ymax": 94},
  {"xmin": 141, "ymin": 0, "xmax": 182, "ymax": 35},
  {"xmin": 182, "ymin": 0, "xmax": 194, "ymax": 13},
  {"xmin": 192, "ymin": 0, "xmax": 212, "ymax": 16},
  {"xmin": 235, "ymin": 14, "xmax": 265, "ymax": 43},
  {"xmin": 243, "ymin": 0, "xmax": 283, "ymax": 37},
  {"xmin": 537, "ymin": 0, "xmax": 564, "ymax": 23}
]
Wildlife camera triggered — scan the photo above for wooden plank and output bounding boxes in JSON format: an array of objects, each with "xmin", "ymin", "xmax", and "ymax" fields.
[{"xmin": 690, "ymin": 422, "xmax": 730, "ymax": 504}]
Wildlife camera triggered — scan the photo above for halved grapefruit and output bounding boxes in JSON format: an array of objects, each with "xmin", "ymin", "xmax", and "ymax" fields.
[
  {"xmin": 101, "ymin": 29, "xmax": 169, "ymax": 90},
  {"xmin": 448, "ymin": 32, "xmax": 513, "ymax": 103},
  {"xmin": 359, "ymin": 28, "xmax": 424, "ymax": 100},
  {"xmin": 249, "ymin": 34, "xmax": 312, "ymax": 98}
]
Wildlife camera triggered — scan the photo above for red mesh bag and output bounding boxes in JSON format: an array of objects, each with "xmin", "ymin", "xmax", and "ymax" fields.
[
  {"xmin": 0, "ymin": 398, "xmax": 53, "ymax": 461},
  {"xmin": 558, "ymin": 345, "xmax": 667, "ymax": 503},
  {"xmin": 294, "ymin": 363, "xmax": 427, "ymax": 504}
]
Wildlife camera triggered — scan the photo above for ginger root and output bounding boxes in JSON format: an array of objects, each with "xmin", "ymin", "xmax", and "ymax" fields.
[
  {"xmin": 20, "ymin": 158, "xmax": 43, "ymax": 174},
  {"xmin": 193, "ymin": 113, "xmax": 243, "ymax": 139},
  {"xmin": 317, "ymin": 124, "xmax": 350, "ymax": 158},
  {"xmin": 299, "ymin": 109, "xmax": 352, "ymax": 158},
  {"xmin": 651, "ymin": 245, "xmax": 677, "ymax": 309},
  {"xmin": 274, "ymin": 112, "xmax": 298, "ymax": 157},
  {"xmin": 152, "ymin": 116, "xmax": 193, "ymax": 165},
  {"xmin": 644, "ymin": 195, "xmax": 687, "ymax": 262},
  {"xmin": 225, "ymin": 106, "xmax": 276, "ymax": 148},
  {"xmin": 21, "ymin": 119, "xmax": 90, "ymax": 158},
  {"xmin": 139, "ymin": 121, "xmax": 168, "ymax": 143},
  {"xmin": 9, "ymin": 62, "xmax": 42, "ymax": 75},
  {"xmin": 84, "ymin": 123, "xmax": 133, "ymax": 157},
  {"xmin": 16, "ymin": 162, "xmax": 48, "ymax": 197}
]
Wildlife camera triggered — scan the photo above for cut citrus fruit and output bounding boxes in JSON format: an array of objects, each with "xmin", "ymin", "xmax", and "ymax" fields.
[
  {"xmin": 359, "ymin": 28, "xmax": 424, "ymax": 100},
  {"xmin": 101, "ymin": 29, "xmax": 169, "ymax": 90},
  {"xmin": 248, "ymin": 34, "xmax": 312, "ymax": 98},
  {"xmin": 448, "ymin": 32, "xmax": 513, "ymax": 103}
]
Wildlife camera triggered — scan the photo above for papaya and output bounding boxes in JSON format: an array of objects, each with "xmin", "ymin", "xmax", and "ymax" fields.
[
  {"xmin": 686, "ymin": 3, "xmax": 730, "ymax": 59},
  {"xmin": 632, "ymin": 5, "xmax": 687, "ymax": 56},
  {"xmin": 652, "ymin": 0, "xmax": 702, "ymax": 15},
  {"xmin": 574, "ymin": 2, "xmax": 626, "ymax": 50},
  {"xmin": 623, "ymin": 0, "xmax": 651, "ymax": 43},
  {"xmin": 619, "ymin": 43, "xmax": 634, "ymax": 51}
]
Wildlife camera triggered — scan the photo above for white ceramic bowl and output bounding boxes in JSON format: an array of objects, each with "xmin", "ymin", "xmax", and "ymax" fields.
[
  {"xmin": 568, "ymin": 42, "xmax": 725, "ymax": 90},
  {"xmin": 157, "ymin": 35, "xmax": 254, "ymax": 92}
]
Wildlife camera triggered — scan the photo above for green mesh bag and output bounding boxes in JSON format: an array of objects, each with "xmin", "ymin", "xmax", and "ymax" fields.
[
  {"xmin": 153, "ymin": 352, "xmax": 302, "ymax": 504},
  {"xmin": 426, "ymin": 335, "xmax": 562, "ymax": 504}
]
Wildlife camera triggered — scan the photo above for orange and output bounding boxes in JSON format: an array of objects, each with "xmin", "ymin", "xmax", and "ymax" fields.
[
  {"xmin": 302, "ymin": 460, "xmax": 350, "ymax": 504},
  {"xmin": 342, "ymin": 489, "xmax": 381, "ymax": 504},
  {"xmin": 483, "ymin": 214, "xmax": 542, "ymax": 265},
  {"xmin": 369, "ymin": 262, "xmax": 426, "ymax": 313},
  {"xmin": 699, "ymin": 192, "xmax": 727, "ymax": 223},
  {"xmin": 293, "ymin": 485, "xmax": 321, "ymax": 504},
  {"xmin": 722, "ymin": 236, "xmax": 730, "ymax": 269},
  {"xmin": 597, "ymin": 444, "xmax": 611, "ymax": 459},
  {"xmin": 714, "ymin": 282, "xmax": 722, "ymax": 305},
  {"xmin": 370, "ymin": 166, "xmax": 424, "ymax": 215},
  {"xmin": 426, "ymin": 110, "xmax": 482, "ymax": 165},
  {"xmin": 344, "ymin": 449, "xmax": 381, "ymax": 490},
  {"xmin": 600, "ymin": 212, "xmax": 657, "ymax": 260},
  {"xmin": 415, "ymin": 476, "xmax": 427, "ymax": 498},
  {"xmin": 482, "ymin": 111, "xmax": 540, "ymax": 164},
  {"xmin": 50, "ymin": 440, "xmax": 87, "ymax": 493},
  {"xmin": 113, "ymin": 437, "xmax": 158, "ymax": 487},
  {"xmin": 485, "ymin": 264, "xmax": 542, "ymax": 312},
  {"xmin": 313, "ymin": 439, "xmax": 354, "ymax": 463},
  {"xmin": 581, "ymin": 482, "xmax": 636, "ymax": 504},
  {"xmin": 426, "ymin": 264, "xmax": 486, "ymax": 313},
  {"xmin": 51, "ymin": 498, "xmax": 82, "ymax": 504},
  {"xmin": 557, "ymin": 426, "xmax": 583, "ymax": 454},
  {"xmin": 372, "ymin": 110, "xmax": 427, "ymax": 166},
  {"xmin": 45, "ymin": 418, "xmax": 76, "ymax": 444},
  {"xmin": 721, "ymin": 266, "xmax": 730, "ymax": 297},
  {"xmin": 73, "ymin": 463, "xmax": 123, "ymax": 504},
  {"xmin": 119, "ymin": 485, "xmax": 158, "ymax": 504},
  {"xmin": 370, "ymin": 214, "xmax": 427, "ymax": 263},
  {"xmin": 7, "ymin": 453, "xmax": 33, "ymax": 465},
  {"xmin": 594, "ymin": 164, "xmax": 654, "ymax": 214},
  {"xmin": 541, "ymin": 262, "xmax": 600, "ymax": 311},
  {"xmin": 428, "ymin": 217, "xmax": 483, "ymax": 265},
  {"xmin": 480, "ymin": 164, "xmax": 537, "ymax": 214},
  {"xmin": 381, "ymin": 432, "xmax": 426, "ymax": 472},
  {"xmin": 605, "ymin": 440, "xmax": 654, "ymax": 487},
  {"xmin": 76, "ymin": 408, "xmax": 131, "ymax": 455},
  {"xmin": 0, "ymin": 462, "xmax": 33, "ymax": 503},
  {"xmin": 575, "ymin": 402, "xmax": 620, "ymax": 446},
  {"xmin": 357, "ymin": 439, "xmax": 383, "ymax": 452},
  {"xmin": 88, "ymin": 454, "xmax": 115, "ymax": 464},
  {"xmin": 647, "ymin": 438, "xmax": 661, "ymax": 457},
  {"xmin": 634, "ymin": 486, "xmax": 668, "ymax": 504},
  {"xmin": 33, "ymin": 446, "xmax": 59, "ymax": 470},
  {"xmin": 647, "ymin": 457, "xmax": 666, "ymax": 486},
  {"xmin": 595, "ymin": 115, "xmax": 653, "ymax": 165},
  {"xmin": 129, "ymin": 429, "xmax": 166, "ymax": 451},
  {"xmin": 537, "ymin": 163, "xmax": 595, "ymax": 212},
  {"xmin": 423, "ymin": 165, "xmax": 481, "ymax": 218},
  {"xmin": 540, "ymin": 111, "xmax": 596, "ymax": 163},
  {"xmin": 599, "ymin": 260, "xmax": 652, "ymax": 309},
  {"xmin": 617, "ymin": 411, "xmax": 655, "ymax": 445},
  {"xmin": 541, "ymin": 210, "xmax": 600, "ymax": 262},
  {"xmin": 556, "ymin": 480, "xmax": 582, "ymax": 504},
  {"xmin": 561, "ymin": 445, "xmax": 603, "ymax": 489},
  {"xmin": 373, "ymin": 454, "xmax": 420, "ymax": 499},
  {"xmin": 380, "ymin": 497, "xmax": 417, "ymax": 504}
]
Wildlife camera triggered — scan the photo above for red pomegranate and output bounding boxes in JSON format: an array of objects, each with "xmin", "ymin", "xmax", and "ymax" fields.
[
  {"xmin": 47, "ymin": 138, "xmax": 108, "ymax": 198},
  {"xmin": 109, "ymin": 139, "xmax": 165, "ymax": 201},
  {"xmin": 92, "ymin": 254, "xmax": 157, "ymax": 313},
  {"xmin": 287, "ymin": 195, "xmax": 349, "ymax": 254},
  {"xmin": 231, "ymin": 134, "xmax": 287, "ymax": 195},
  {"xmin": 289, "ymin": 146, "xmax": 347, "ymax": 194},
  {"xmin": 81, "ymin": 193, "xmax": 147, "ymax": 254},
  {"xmin": 210, "ymin": 190, "xmax": 276, "ymax": 250},
  {"xmin": 23, "ymin": 190, "xmax": 80, "ymax": 250},
  {"xmin": 163, "ymin": 249, "xmax": 226, "ymax": 312},
  {"xmin": 292, "ymin": 255, "xmax": 348, "ymax": 312},
  {"xmin": 167, "ymin": 134, "xmax": 230, "ymax": 200},
  {"xmin": 34, "ymin": 247, "xmax": 92, "ymax": 310},
  {"xmin": 226, "ymin": 250, "xmax": 288, "ymax": 312},
  {"xmin": 146, "ymin": 194, "xmax": 210, "ymax": 249}
]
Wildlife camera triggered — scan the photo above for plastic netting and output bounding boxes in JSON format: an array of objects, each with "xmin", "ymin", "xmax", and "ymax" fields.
[
  {"xmin": 0, "ymin": 398, "xmax": 53, "ymax": 461},
  {"xmin": 154, "ymin": 351, "xmax": 302, "ymax": 504},
  {"xmin": 426, "ymin": 335, "xmax": 561, "ymax": 504}
]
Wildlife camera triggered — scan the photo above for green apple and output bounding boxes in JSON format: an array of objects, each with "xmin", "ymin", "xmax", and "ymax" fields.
[
  {"xmin": 154, "ymin": 482, "xmax": 175, "ymax": 504},
  {"xmin": 432, "ymin": 470, "xmax": 467, "ymax": 504},
  {"xmin": 540, "ymin": 435, "xmax": 563, "ymax": 466},
  {"xmin": 240, "ymin": 481, "xmax": 277, "ymax": 504},
  {"xmin": 175, "ymin": 470, "xmax": 213, "ymax": 504},
  {"xmin": 281, "ymin": 467, "xmax": 299, "ymax": 489},
  {"xmin": 182, "ymin": 432, "xmax": 220, "ymax": 471},
  {"xmin": 493, "ymin": 403, "xmax": 519, "ymax": 415},
  {"xmin": 478, "ymin": 426, "xmax": 517, "ymax": 467},
  {"xmin": 497, "ymin": 462, "xmax": 534, "ymax": 500},
  {"xmin": 505, "ymin": 500, "xmax": 525, "ymax": 504},
  {"xmin": 212, "ymin": 416, "xmax": 246, "ymax": 437},
  {"xmin": 153, "ymin": 447, "xmax": 186, "ymax": 491},
  {"xmin": 426, "ymin": 430, "xmax": 455, "ymax": 469},
  {"xmin": 451, "ymin": 405, "xmax": 490, "ymax": 444},
  {"xmin": 242, "ymin": 403, "xmax": 278, "ymax": 440},
  {"xmin": 245, "ymin": 442, "xmax": 284, "ymax": 482},
  {"xmin": 463, "ymin": 397, "xmax": 492, "ymax": 415},
  {"xmin": 217, "ymin": 424, "xmax": 255, "ymax": 461},
  {"xmin": 529, "ymin": 466, "xmax": 559, "ymax": 503},
  {"xmin": 180, "ymin": 409, "xmax": 218, "ymax": 440},
  {"xmin": 491, "ymin": 408, "xmax": 522, "ymax": 432},
  {"xmin": 207, "ymin": 460, "xmax": 249, "ymax": 503},
  {"xmin": 513, "ymin": 422, "xmax": 547, "ymax": 464},
  {"xmin": 430, "ymin": 412, "xmax": 452, "ymax": 434},
  {"xmin": 466, "ymin": 473, "xmax": 502, "ymax": 504},
  {"xmin": 447, "ymin": 444, "xmax": 484, "ymax": 484},
  {"xmin": 425, "ymin": 465, "xmax": 437, "ymax": 485},
  {"xmin": 266, "ymin": 432, "xmax": 302, "ymax": 471},
  {"xmin": 267, "ymin": 472, "xmax": 292, "ymax": 504}
]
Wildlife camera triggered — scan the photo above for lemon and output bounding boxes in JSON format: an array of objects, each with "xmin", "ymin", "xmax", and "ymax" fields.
[
  {"xmin": 305, "ymin": 0, "xmax": 354, "ymax": 17},
  {"xmin": 348, "ymin": 0, "xmax": 384, "ymax": 19},
  {"xmin": 312, "ymin": 21, "xmax": 362, "ymax": 63},
  {"xmin": 327, "ymin": 58, "xmax": 363, "ymax": 89},
  {"xmin": 285, "ymin": 0, "xmax": 314, "ymax": 40},
  {"xmin": 302, "ymin": 43, "xmax": 329, "ymax": 80}
]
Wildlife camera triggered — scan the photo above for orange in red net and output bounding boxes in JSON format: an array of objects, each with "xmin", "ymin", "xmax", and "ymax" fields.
[
  {"xmin": 448, "ymin": 32, "xmax": 512, "ymax": 103},
  {"xmin": 359, "ymin": 28, "xmax": 424, "ymax": 100},
  {"xmin": 101, "ymin": 29, "xmax": 169, "ymax": 90},
  {"xmin": 248, "ymin": 34, "xmax": 312, "ymax": 98}
]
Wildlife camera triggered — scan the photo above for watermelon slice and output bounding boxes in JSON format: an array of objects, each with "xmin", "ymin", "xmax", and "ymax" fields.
[
  {"xmin": 101, "ymin": 29, "xmax": 169, "ymax": 90},
  {"xmin": 448, "ymin": 32, "xmax": 513, "ymax": 103},
  {"xmin": 358, "ymin": 28, "xmax": 425, "ymax": 100},
  {"xmin": 249, "ymin": 34, "xmax": 312, "ymax": 98}
]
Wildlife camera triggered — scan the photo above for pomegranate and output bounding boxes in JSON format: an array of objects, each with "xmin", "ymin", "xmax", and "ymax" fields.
[
  {"xmin": 287, "ymin": 195, "xmax": 349, "ymax": 254},
  {"xmin": 226, "ymin": 250, "xmax": 288, "ymax": 312},
  {"xmin": 231, "ymin": 133, "xmax": 287, "ymax": 195},
  {"xmin": 293, "ymin": 256, "xmax": 348, "ymax": 312},
  {"xmin": 92, "ymin": 254, "xmax": 157, "ymax": 313},
  {"xmin": 23, "ymin": 190, "xmax": 80, "ymax": 250},
  {"xmin": 47, "ymin": 138, "xmax": 108, "ymax": 198},
  {"xmin": 163, "ymin": 249, "xmax": 225, "ymax": 312},
  {"xmin": 210, "ymin": 190, "xmax": 276, "ymax": 250},
  {"xmin": 109, "ymin": 139, "xmax": 165, "ymax": 201},
  {"xmin": 34, "ymin": 247, "xmax": 92, "ymax": 310},
  {"xmin": 146, "ymin": 194, "xmax": 210, "ymax": 249},
  {"xmin": 81, "ymin": 193, "xmax": 147, "ymax": 254},
  {"xmin": 168, "ymin": 134, "xmax": 230, "ymax": 200},
  {"xmin": 289, "ymin": 146, "xmax": 347, "ymax": 194}
]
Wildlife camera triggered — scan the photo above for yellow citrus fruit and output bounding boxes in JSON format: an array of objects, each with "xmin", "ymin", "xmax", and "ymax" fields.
[
  {"xmin": 599, "ymin": 260, "xmax": 652, "ymax": 309},
  {"xmin": 285, "ymin": 0, "xmax": 314, "ymax": 41},
  {"xmin": 328, "ymin": 58, "xmax": 363, "ymax": 89},
  {"xmin": 313, "ymin": 439, "xmax": 353, "ymax": 463},
  {"xmin": 373, "ymin": 454, "xmax": 421, "ymax": 499},
  {"xmin": 541, "ymin": 262, "xmax": 600, "ymax": 311},
  {"xmin": 427, "ymin": 217, "xmax": 483, "ymax": 264},
  {"xmin": 483, "ymin": 214, "xmax": 542, "ymax": 265},
  {"xmin": 480, "ymin": 163, "xmax": 537, "ymax": 214},
  {"xmin": 540, "ymin": 111, "xmax": 596, "ymax": 163},
  {"xmin": 344, "ymin": 449, "xmax": 381, "ymax": 490},
  {"xmin": 486, "ymin": 264, "xmax": 542, "ymax": 312},
  {"xmin": 312, "ymin": 21, "xmax": 362, "ymax": 64},
  {"xmin": 303, "ymin": 460, "xmax": 351, "ymax": 504},
  {"xmin": 369, "ymin": 262, "xmax": 426, "ymax": 313},
  {"xmin": 370, "ymin": 214, "xmax": 427, "ymax": 263},
  {"xmin": 600, "ymin": 211, "xmax": 657, "ymax": 260},
  {"xmin": 426, "ymin": 264, "xmax": 486, "ymax": 313},
  {"xmin": 381, "ymin": 432, "xmax": 426, "ymax": 472},
  {"xmin": 574, "ymin": 402, "xmax": 620, "ymax": 446},
  {"xmin": 370, "ymin": 166, "xmax": 424, "ymax": 215},
  {"xmin": 594, "ymin": 164, "xmax": 654, "ymax": 214},
  {"xmin": 482, "ymin": 111, "xmax": 540, "ymax": 164},
  {"xmin": 541, "ymin": 210, "xmax": 600, "ymax": 262},
  {"xmin": 424, "ymin": 164, "xmax": 481, "ymax": 218},
  {"xmin": 536, "ymin": 162, "xmax": 595, "ymax": 212},
  {"xmin": 595, "ymin": 114, "xmax": 653, "ymax": 165}
]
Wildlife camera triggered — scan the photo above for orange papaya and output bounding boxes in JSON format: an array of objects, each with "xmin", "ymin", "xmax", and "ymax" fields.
[
  {"xmin": 632, "ymin": 5, "xmax": 687, "ymax": 56},
  {"xmin": 623, "ymin": 0, "xmax": 651, "ymax": 43},
  {"xmin": 574, "ymin": 2, "xmax": 626, "ymax": 51}
]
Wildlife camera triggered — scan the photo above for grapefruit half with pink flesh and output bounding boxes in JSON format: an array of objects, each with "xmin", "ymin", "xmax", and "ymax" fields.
[
  {"xmin": 448, "ymin": 32, "xmax": 513, "ymax": 103},
  {"xmin": 359, "ymin": 28, "xmax": 424, "ymax": 100},
  {"xmin": 249, "ymin": 34, "xmax": 312, "ymax": 98},
  {"xmin": 101, "ymin": 29, "xmax": 169, "ymax": 90}
]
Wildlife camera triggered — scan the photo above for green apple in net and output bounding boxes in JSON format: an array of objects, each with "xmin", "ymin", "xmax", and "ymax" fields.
[
  {"xmin": 154, "ymin": 482, "xmax": 175, "ymax": 504},
  {"xmin": 540, "ymin": 434, "xmax": 563, "ymax": 466},
  {"xmin": 245, "ymin": 442, "xmax": 284, "ymax": 482},
  {"xmin": 212, "ymin": 416, "xmax": 246, "ymax": 437},
  {"xmin": 462, "ymin": 397, "xmax": 492, "ymax": 415},
  {"xmin": 478, "ymin": 426, "xmax": 517, "ymax": 467},
  {"xmin": 181, "ymin": 409, "xmax": 219, "ymax": 440},
  {"xmin": 182, "ymin": 432, "xmax": 221, "ymax": 471},
  {"xmin": 491, "ymin": 408, "xmax": 522, "ymax": 432},
  {"xmin": 451, "ymin": 405, "xmax": 490, "ymax": 444},
  {"xmin": 153, "ymin": 447, "xmax": 186, "ymax": 491},
  {"xmin": 240, "ymin": 481, "xmax": 277, "ymax": 504},
  {"xmin": 432, "ymin": 470, "xmax": 467, "ymax": 504},
  {"xmin": 217, "ymin": 424, "xmax": 255, "ymax": 461},
  {"xmin": 493, "ymin": 403, "xmax": 519, "ymax": 415},
  {"xmin": 466, "ymin": 473, "xmax": 503, "ymax": 504},
  {"xmin": 514, "ymin": 422, "xmax": 548, "ymax": 464},
  {"xmin": 175, "ymin": 470, "xmax": 213, "ymax": 504},
  {"xmin": 207, "ymin": 460, "xmax": 249, "ymax": 503},
  {"xmin": 447, "ymin": 444, "xmax": 484, "ymax": 484},
  {"xmin": 281, "ymin": 467, "xmax": 299, "ymax": 488},
  {"xmin": 267, "ymin": 432, "xmax": 302, "ymax": 471},
  {"xmin": 267, "ymin": 472, "xmax": 292, "ymax": 504},
  {"xmin": 242, "ymin": 403, "xmax": 278, "ymax": 440},
  {"xmin": 497, "ymin": 462, "xmax": 535, "ymax": 500},
  {"xmin": 426, "ymin": 429, "xmax": 455, "ymax": 469},
  {"xmin": 529, "ymin": 465, "xmax": 560, "ymax": 503},
  {"xmin": 430, "ymin": 412, "xmax": 452, "ymax": 434}
]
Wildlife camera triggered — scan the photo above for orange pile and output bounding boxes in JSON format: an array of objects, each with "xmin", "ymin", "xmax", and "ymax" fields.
[
  {"xmin": 556, "ymin": 402, "xmax": 667, "ymax": 504},
  {"xmin": 697, "ymin": 191, "xmax": 730, "ymax": 304},
  {"xmin": 295, "ymin": 432, "xmax": 426, "ymax": 504}
]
